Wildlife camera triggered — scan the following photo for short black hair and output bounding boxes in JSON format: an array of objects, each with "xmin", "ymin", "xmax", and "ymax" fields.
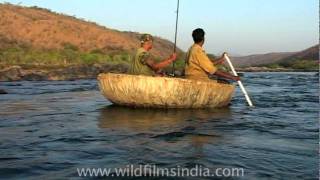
[{"xmin": 192, "ymin": 28, "xmax": 205, "ymax": 43}]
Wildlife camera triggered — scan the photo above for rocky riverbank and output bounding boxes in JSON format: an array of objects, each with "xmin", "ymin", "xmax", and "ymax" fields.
[
  {"xmin": 0, "ymin": 64, "xmax": 316, "ymax": 82},
  {"xmin": 0, "ymin": 64, "xmax": 129, "ymax": 81}
]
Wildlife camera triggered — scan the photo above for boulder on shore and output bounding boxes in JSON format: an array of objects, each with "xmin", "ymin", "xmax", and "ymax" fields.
[
  {"xmin": 0, "ymin": 66, "xmax": 23, "ymax": 81},
  {"xmin": 22, "ymin": 73, "xmax": 48, "ymax": 81}
]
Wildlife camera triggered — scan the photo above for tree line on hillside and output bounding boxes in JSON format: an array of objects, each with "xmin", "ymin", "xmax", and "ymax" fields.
[
  {"xmin": 0, "ymin": 42, "xmax": 187, "ymax": 72},
  {"xmin": 0, "ymin": 37, "xmax": 316, "ymax": 71}
]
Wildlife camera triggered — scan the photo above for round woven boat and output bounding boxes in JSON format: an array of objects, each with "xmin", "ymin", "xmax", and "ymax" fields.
[{"xmin": 97, "ymin": 73, "xmax": 235, "ymax": 108}]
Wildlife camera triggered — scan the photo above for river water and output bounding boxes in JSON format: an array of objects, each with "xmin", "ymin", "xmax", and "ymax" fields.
[{"xmin": 0, "ymin": 72, "xmax": 318, "ymax": 179}]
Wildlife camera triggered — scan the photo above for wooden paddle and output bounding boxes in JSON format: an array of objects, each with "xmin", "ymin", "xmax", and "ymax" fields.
[{"xmin": 224, "ymin": 54, "xmax": 254, "ymax": 107}]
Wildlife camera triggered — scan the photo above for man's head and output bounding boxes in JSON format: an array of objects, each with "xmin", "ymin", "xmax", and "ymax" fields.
[
  {"xmin": 192, "ymin": 28, "xmax": 205, "ymax": 45},
  {"xmin": 140, "ymin": 34, "xmax": 153, "ymax": 50}
]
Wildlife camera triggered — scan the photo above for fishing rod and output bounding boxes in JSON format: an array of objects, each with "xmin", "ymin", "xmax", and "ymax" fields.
[{"xmin": 172, "ymin": 0, "xmax": 180, "ymax": 76}]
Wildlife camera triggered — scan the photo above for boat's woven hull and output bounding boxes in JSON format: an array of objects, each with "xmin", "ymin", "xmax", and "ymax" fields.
[{"xmin": 97, "ymin": 73, "xmax": 235, "ymax": 108}]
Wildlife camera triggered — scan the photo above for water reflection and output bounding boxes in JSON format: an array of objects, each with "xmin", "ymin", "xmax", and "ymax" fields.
[
  {"xmin": 98, "ymin": 105, "xmax": 233, "ymax": 149},
  {"xmin": 98, "ymin": 105, "xmax": 233, "ymax": 161},
  {"xmin": 98, "ymin": 105, "xmax": 232, "ymax": 132}
]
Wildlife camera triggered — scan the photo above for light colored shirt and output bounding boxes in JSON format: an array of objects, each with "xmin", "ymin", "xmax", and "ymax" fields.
[{"xmin": 185, "ymin": 44, "xmax": 217, "ymax": 81}]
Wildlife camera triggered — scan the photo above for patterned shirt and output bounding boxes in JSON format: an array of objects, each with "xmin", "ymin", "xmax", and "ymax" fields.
[{"xmin": 130, "ymin": 48, "xmax": 155, "ymax": 76}]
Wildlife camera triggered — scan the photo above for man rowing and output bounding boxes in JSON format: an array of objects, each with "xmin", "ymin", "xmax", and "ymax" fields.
[{"xmin": 185, "ymin": 28, "xmax": 240, "ymax": 81}]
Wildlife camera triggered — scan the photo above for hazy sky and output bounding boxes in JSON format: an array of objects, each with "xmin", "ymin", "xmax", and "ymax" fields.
[{"xmin": 1, "ymin": 0, "xmax": 318, "ymax": 55}]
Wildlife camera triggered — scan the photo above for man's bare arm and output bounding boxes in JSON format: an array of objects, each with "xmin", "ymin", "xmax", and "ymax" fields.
[
  {"xmin": 212, "ymin": 57, "xmax": 225, "ymax": 65},
  {"xmin": 145, "ymin": 54, "xmax": 177, "ymax": 71},
  {"xmin": 211, "ymin": 53, "xmax": 228, "ymax": 65},
  {"xmin": 214, "ymin": 70, "xmax": 240, "ymax": 81}
]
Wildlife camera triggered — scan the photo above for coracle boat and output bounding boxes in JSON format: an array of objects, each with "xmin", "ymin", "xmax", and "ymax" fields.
[{"xmin": 97, "ymin": 73, "xmax": 235, "ymax": 108}]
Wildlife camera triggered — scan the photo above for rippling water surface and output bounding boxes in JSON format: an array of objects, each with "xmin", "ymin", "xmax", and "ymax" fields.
[{"xmin": 0, "ymin": 72, "xmax": 318, "ymax": 179}]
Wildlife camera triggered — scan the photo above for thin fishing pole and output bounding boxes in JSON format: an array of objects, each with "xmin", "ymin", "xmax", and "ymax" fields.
[{"xmin": 172, "ymin": 0, "xmax": 179, "ymax": 76}]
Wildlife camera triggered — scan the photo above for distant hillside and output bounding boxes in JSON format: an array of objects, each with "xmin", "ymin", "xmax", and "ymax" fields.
[
  {"xmin": 279, "ymin": 45, "xmax": 319, "ymax": 64},
  {"xmin": 232, "ymin": 52, "xmax": 295, "ymax": 67},
  {"xmin": 0, "ymin": 3, "xmax": 318, "ymax": 75},
  {"xmin": 232, "ymin": 45, "xmax": 319, "ymax": 69},
  {"xmin": 0, "ymin": 3, "xmax": 181, "ymax": 58}
]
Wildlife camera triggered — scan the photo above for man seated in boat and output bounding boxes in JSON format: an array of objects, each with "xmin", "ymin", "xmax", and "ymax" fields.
[
  {"xmin": 130, "ymin": 34, "xmax": 177, "ymax": 76},
  {"xmin": 185, "ymin": 28, "xmax": 240, "ymax": 82}
]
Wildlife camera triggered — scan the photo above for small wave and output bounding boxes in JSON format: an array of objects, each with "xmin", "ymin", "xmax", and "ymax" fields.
[{"xmin": 151, "ymin": 131, "xmax": 220, "ymax": 141}]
